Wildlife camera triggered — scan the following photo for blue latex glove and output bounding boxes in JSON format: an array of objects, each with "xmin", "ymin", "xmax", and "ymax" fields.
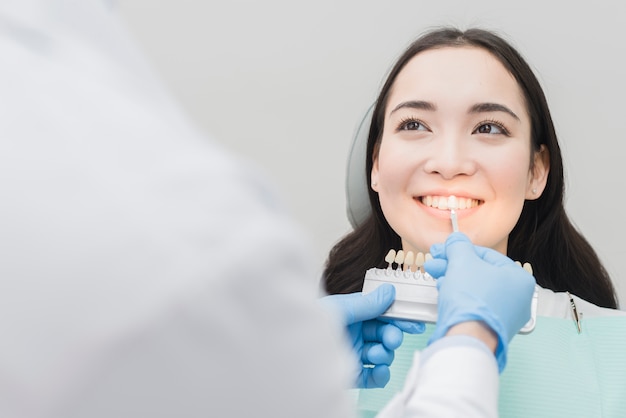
[
  {"xmin": 321, "ymin": 283, "xmax": 425, "ymax": 388},
  {"xmin": 424, "ymin": 232, "xmax": 536, "ymax": 372}
]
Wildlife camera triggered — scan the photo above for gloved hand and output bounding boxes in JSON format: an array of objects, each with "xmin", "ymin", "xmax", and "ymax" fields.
[
  {"xmin": 321, "ymin": 283, "xmax": 425, "ymax": 388},
  {"xmin": 424, "ymin": 232, "xmax": 536, "ymax": 372}
]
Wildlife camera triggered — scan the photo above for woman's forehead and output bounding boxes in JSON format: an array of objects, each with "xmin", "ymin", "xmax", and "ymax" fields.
[{"xmin": 386, "ymin": 46, "xmax": 527, "ymax": 118}]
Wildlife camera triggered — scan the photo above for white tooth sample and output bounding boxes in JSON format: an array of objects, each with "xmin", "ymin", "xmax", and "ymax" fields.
[
  {"xmin": 448, "ymin": 195, "xmax": 459, "ymax": 232},
  {"xmin": 425, "ymin": 253, "xmax": 433, "ymax": 262},
  {"xmin": 394, "ymin": 250, "xmax": 405, "ymax": 268},
  {"xmin": 385, "ymin": 249, "xmax": 397, "ymax": 266},
  {"xmin": 448, "ymin": 195, "xmax": 458, "ymax": 210},
  {"xmin": 523, "ymin": 262, "xmax": 533, "ymax": 275},
  {"xmin": 404, "ymin": 251, "xmax": 415, "ymax": 271},
  {"xmin": 515, "ymin": 261, "xmax": 522, "ymax": 267},
  {"xmin": 415, "ymin": 252, "xmax": 425, "ymax": 272}
]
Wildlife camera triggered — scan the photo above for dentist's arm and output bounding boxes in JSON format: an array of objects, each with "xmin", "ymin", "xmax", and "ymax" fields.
[
  {"xmin": 426, "ymin": 232, "xmax": 536, "ymax": 372},
  {"xmin": 377, "ymin": 232, "xmax": 535, "ymax": 417}
]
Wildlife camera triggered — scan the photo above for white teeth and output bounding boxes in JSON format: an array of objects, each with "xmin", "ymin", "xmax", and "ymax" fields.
[
  {"xmin": 421, "ymin": 195, "xmax": 479, "ymax": 210},
  {"xmin": 448, "ymin": 195, "xmax": 458, "ymax": 210}
]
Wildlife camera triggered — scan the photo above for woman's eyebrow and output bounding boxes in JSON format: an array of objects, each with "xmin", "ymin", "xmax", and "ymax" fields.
[
  {"xmin": 469, "ymin": 102, "xmax": 520, "ymax": 121},
  {"xmin": 389, "ymin": 100, "xmax": 436, "ymax": 115}
]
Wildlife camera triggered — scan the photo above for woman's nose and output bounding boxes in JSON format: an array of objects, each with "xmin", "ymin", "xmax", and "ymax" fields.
[{"xmin": 422, "ymin": 135, "xmax": 477, "ymax": 179}]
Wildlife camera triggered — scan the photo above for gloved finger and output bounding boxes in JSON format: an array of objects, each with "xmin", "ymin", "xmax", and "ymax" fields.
[
  {"xmin": 380, "ymin": 318, "xmax": 426, "ymax": 334},
  {"xmin": 382, "ymin": 323, "xmax": 403, "ymax": 350},
  {"xmin": 361, "ymin": 321, "xmax": 403, "ymax": 350},
  {"xmin": 347, "ymin": 283, "xmax": 395, "ymax": 324},
  {"xmin": 434, "ymin": 274, "xmax": 446, "ymax": 291},
  {"xmin": 429, "ymin": 242, "xmax": 446, "ymax": 259},
  {"xmin": 361, "ymin": 342, "xmax": 395, "ymax": 366},
  {"xmin": 443, "ymin": 232, "xmax": 477, "ymax": 260},
  {"xmin": 424, "ymin": 258, "xmax": 447, "ymax": 278},
  {"xmin": 359, "ymin": 365, "xmax": 391, "ymax": 389},
  {"xmin": 472, "ymin": 244, "xmax": 515, "ymax": 267},
  {"xmin": 320, "ymin": 283, "xmax": 395, "ymax": 325}
]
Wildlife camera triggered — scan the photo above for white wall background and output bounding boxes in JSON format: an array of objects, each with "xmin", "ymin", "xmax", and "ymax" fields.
[{"xmin": 116, "ymin": 0, "xmax": 626, "ymax": 307}]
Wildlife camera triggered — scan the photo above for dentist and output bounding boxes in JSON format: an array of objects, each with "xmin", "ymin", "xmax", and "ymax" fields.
[{"xmin": 0, "ymin": 1, "xmax": 533, "ymax": 417}]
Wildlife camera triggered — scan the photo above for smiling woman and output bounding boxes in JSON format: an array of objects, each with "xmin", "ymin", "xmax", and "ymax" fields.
[
  {"xmin": 323, "ymin": 26, "xmax": 626, "ymax": 417},
  {"xmin": 371, "ymin": 46, "xmax": 546, "ymax": 256},
  {"xmin": 323, "ymin": 28, "xmax": 615, "ymax": 309}
]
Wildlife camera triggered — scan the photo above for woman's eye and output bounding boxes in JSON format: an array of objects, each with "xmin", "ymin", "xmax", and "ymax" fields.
[
  {"xmin": 474, "ymin": 123, "xmax": 507, "ymax": 135},
  {"xmin": 399, "ymin": 120, "xmax": 427, "ymax": 131}
]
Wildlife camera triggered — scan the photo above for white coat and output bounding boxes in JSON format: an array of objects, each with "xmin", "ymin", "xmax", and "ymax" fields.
[{"xmin": 0, "ymin": 1, "xmax": 500, "ymax": 417}]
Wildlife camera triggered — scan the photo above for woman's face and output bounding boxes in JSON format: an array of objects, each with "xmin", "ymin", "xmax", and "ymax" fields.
[{"xmin": 371, "ymin": 46, "xmax": 549, "ymax": 255}]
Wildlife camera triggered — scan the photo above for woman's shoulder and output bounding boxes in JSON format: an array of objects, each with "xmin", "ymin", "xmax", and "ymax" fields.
[{"xmin": 536, "ymin": 286, "xmax": 626, "ymax": 319}]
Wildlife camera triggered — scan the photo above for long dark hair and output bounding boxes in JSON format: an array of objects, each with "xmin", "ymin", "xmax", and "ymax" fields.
[{"xmin": 323, "ymin": 27, "xmax": 618, "ymax": 309}]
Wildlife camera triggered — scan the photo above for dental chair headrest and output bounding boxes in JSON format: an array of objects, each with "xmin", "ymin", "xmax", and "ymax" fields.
[{"xmin": 346, "ymin": 104, "xmax": 375, "ymax": 228}]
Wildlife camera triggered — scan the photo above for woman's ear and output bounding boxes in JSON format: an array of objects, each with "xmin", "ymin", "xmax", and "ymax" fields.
[
  {"xmin": 371, "ymin": 156, "xmax": 380, "ymax": 192},
  {"xmin": 526, "ymin": 144, "xmax": 550, "ymax": 200}
]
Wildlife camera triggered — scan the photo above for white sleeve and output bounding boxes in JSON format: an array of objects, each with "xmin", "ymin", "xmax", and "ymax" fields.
[
  {"xmin": 377, "ymin": 336, "xmax": 499, "ymax": 418},
  {"xmin": 0, "ymin": 2, "xmax": 356, "ymax": 418}
]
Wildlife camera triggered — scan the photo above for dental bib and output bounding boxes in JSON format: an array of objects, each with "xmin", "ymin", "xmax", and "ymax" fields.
[{"xmin": 356, "ymin": 315, "xmax": 626, "ymax": 418}]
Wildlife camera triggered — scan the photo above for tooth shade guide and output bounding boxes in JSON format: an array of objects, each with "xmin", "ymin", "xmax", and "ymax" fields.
[
  {"xmin": 447, "ymin": 194, "xmax": 457, "ymax": 229},
  {"xmin": 450, "ymin": 210, "xmax": 459, "ymax": 233},
  {"xmin": 514, "ymin": 261, "xmax": 534, "ymax": 274},
  {"xmin": 362, "ymin": 261, "xmax": 538, "ymax": 333},
  {"xmin": 383, "ymin": 249, "xmax": 432, "ymax": 274},
  {"xmin": 394, "ymin": 250, "xmax": 405, "ymax": 268},
  {"xmin": 523, "ymin": 262, "xmax": 533, "ymax": 274},
  {"xmin": 379, "ymin": 250, "xmax": 535, "ymax": 277},
  {"xmin": 404, "ymin": 251, "xmax": 415, "ymax": 272},
  {"xmin": 415, "ymin": 252, "xmax": 425, "ymax": 273},
  {"xmin": 385, "ymin": 249, "xmax": 396, "ymax": 269}
]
